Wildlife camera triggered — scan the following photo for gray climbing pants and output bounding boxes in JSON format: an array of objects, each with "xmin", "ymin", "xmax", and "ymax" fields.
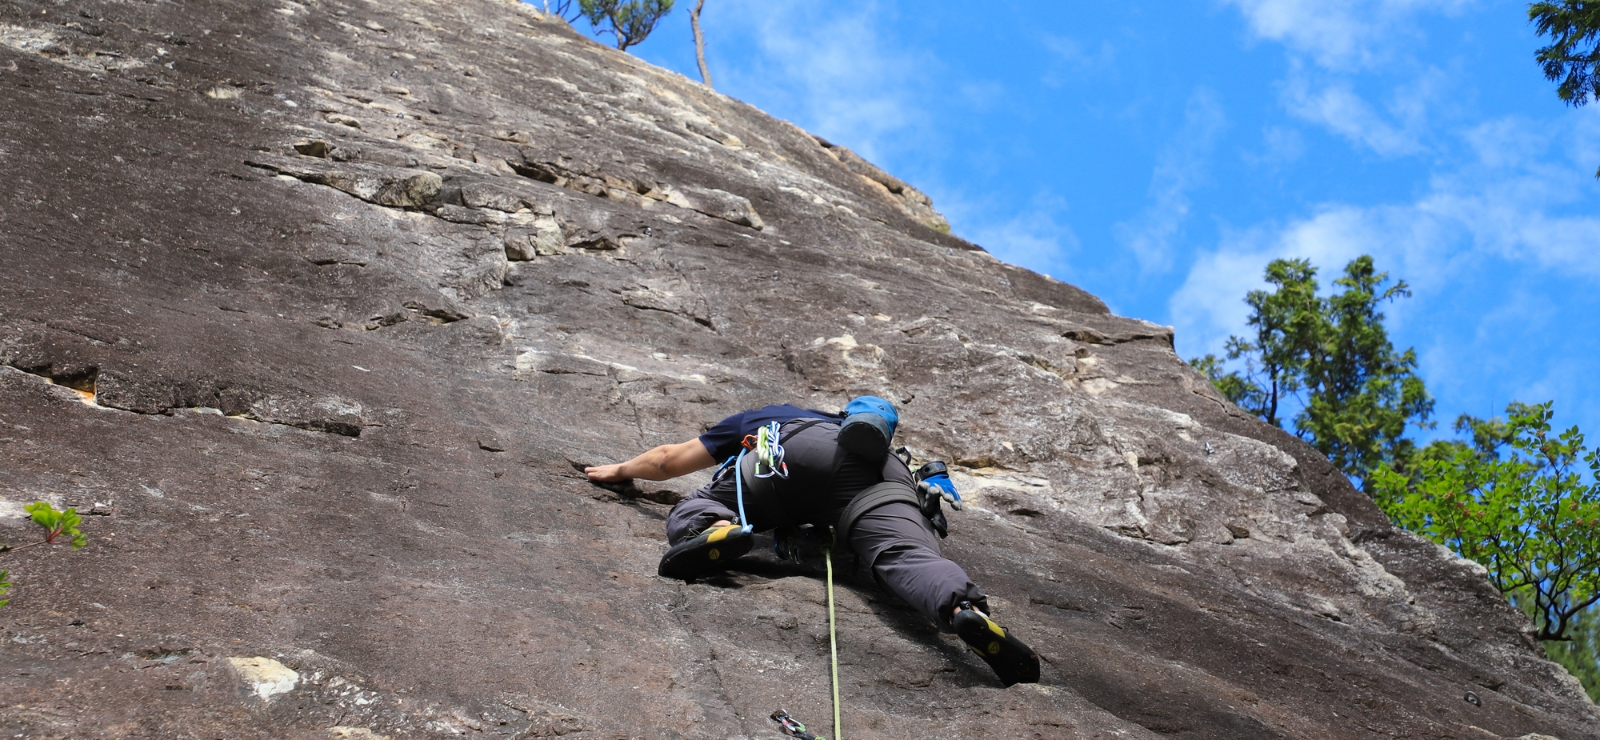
[{"xmin": 666, "ymin": 476, "xmax": 987, "ymax": 631}]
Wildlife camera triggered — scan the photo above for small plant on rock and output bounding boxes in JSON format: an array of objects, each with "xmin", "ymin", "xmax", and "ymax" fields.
[
  {"xmin": 22, "ymin": 501, "xmax": 88, "ymax": 550},
  {"xmin": 0, "ymin": 501, "xmax": 88, "ymax": 610}
]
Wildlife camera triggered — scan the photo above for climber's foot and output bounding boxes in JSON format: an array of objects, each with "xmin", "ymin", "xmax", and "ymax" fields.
[
  {"xmin": 658, "ymin": 523, "xmax": 754, "ymax": 580},
  {"xmin": 953, "ymin": 601, "xmax": 1041, "ymax": 687}
]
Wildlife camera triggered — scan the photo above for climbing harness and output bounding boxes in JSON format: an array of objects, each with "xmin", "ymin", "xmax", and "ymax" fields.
[
  {"xmin": 823, "ymin": 525, "xmax": 842, "ymax": 740},
  {"xmin": 770, "ymin": 709, "xmax": 827, "ymax": 740},
  {"xmin": 835, "ymin": 481, "xmax": 921, "ymax": 547},
  {"xmin": 730, "ymin": 421, "xmax": 789, "ymax": 536}
]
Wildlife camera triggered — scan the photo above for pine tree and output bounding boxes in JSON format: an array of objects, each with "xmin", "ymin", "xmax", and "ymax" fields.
[
  {"xmin": 1191, "ymin": 255, "xmax": 1432, "ymax": 488},
  {"xmin": 1531, "ymin": 1, "xmax": 1600, "ymax": 106},
  {"xmin": 1530, "ymin": 1, "xmax": 1600, "ymax": 176}
]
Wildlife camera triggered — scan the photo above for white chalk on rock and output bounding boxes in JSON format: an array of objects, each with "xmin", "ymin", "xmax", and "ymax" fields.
[{"xmin": 228, "ymin": 656, "xmax": 299, "ymax": 701}]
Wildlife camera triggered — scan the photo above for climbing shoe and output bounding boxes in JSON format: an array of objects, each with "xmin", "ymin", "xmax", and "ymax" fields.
[
  {"xmin": 657, "ymin": 524, "xmax": 754, "ymax": 580},
  {"xmin": 953, "ymin": 601, "xmax": 1040, "ymax": 686}
]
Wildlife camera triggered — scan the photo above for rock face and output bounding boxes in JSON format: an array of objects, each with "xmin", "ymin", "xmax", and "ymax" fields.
[{"xmin": 0, "ymin": 0, "xmax": 1594, "ymax": 738}]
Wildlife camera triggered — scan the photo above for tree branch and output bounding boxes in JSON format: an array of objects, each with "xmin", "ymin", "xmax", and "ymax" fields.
[{"xmin": 690, "ymin": 0, "xmax": 712, "ymax": 88}]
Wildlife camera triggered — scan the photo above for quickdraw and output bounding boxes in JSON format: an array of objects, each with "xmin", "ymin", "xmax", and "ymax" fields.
[
  {"xmin": 742, "ymin": 421, "xmax": 789, "ymax": 479},
  {"xmin": 771, "ymin": 709, "xmax": 827, "ymax": 740}
]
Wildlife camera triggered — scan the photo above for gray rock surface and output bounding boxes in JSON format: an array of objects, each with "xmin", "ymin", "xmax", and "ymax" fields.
[{"xmin": 0, "ymin": 0, "xmax": 1595, "ymax": 737}]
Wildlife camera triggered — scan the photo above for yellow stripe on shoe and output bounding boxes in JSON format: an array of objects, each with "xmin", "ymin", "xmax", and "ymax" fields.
[{"xmin": 658, "ymin": 525, "xmax": 755, "ymax": 581}]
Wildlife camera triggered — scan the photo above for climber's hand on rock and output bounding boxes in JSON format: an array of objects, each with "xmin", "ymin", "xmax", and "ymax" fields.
[
  {"xmin": 585, "ymin": 463, "xmax": 631, "ymax": 482},
  {"xmin": 585, "ymin": 441, "xmax": 715, "ymax": 483}
]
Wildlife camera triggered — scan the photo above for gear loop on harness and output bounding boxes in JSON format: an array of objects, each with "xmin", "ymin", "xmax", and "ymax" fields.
[
  {"xmin": 731, "ymin": 420, "xmax": 794, "ymax": 534},
  {"xmin": 744, "ymin": 420, "xmax": 789, "ymax": 479}
]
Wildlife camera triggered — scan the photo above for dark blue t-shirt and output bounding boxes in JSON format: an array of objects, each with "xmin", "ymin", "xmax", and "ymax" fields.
[{"xmin": 698, "ymin": 404, "xmax": 842, "ymax": 462}]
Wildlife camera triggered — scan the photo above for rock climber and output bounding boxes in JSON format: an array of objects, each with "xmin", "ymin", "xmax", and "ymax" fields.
[{"xmin": 585, "ymin": 397, "xmax": 1041, "ymax": 687}]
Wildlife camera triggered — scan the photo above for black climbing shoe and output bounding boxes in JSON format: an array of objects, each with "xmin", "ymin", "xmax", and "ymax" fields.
[
  {"xmin": 953, "ymin": 602, "xmax": 1040, "ymax": 686},
  {"xmin": 658, "ymin": 524, "xmax": 754, "ymax": 580}
]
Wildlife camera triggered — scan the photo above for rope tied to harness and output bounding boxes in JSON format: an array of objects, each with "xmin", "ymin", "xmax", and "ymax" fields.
[
  {"xmin": 824, "ymin": 525, "xmax": 841, "ymax": 739},
  {"xmin": 731, "ymin": 420, "xmax": 840, "ymax": 738}
]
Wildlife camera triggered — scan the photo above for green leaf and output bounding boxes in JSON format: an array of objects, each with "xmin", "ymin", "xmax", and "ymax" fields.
[
  {"xmin": 0, "ymin": 569, "xmax": 9, "ymax": 609},
  {"xmin": 24, "ymin": 501, "xmax": 87, "ymax": 550},
  {"xmin": 1372, "ymin": 401, "xmax": 1600, "ymax": 643}
]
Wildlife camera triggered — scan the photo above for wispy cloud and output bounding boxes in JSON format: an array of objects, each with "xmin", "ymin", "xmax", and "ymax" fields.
[
  {"xmin": 711, "ymin": 0, "xmax": 934, "ymax": 162},
  {"xmin": 1169, "ymin": 110, "xmax": 1600, "ymax": 360},
  {"xmin": 1223, "ymin": 0, "xmax": 1464, "ymax": 161},
  {"xmin": 1282, "ymin": 77, "xmax": 1427, "ymax": 155},
  {"xmin": 1244, "ymin": 125, "xmax": 1306, "ymax": 167},
  {"xmin": 1115, "ymin": 89, "xmax": 1227, "ymax": 273},
  {"xmin": 1041, "ymin": 34, "xmax": 1115, "ymax": 87},
  {"xmin": 1219, "ymin": 0, "xmax": 1473, "ymax": 71},
  {"xmin": 962, "ymin": 193, "xmax": 1082, "ymax": 281},
  {"xmin": 1463, "ymin": 117, "xmax": 1550, "ymax": 169}
]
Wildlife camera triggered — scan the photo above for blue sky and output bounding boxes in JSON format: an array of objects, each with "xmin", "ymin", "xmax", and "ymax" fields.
[{"xmin": 558, "ymin": 0, "xmax": 1600, "ymax": 445}]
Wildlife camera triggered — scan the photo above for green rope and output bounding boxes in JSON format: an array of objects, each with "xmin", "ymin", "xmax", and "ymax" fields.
[{"xmin": 824, "ymin": 527, "xmax": 841, "ymax": 740}]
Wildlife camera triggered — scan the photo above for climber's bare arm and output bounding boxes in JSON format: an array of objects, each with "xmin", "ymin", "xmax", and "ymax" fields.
[{"xmin": 585, "ymin": 439, "xmax": 716, "ymax": 482}]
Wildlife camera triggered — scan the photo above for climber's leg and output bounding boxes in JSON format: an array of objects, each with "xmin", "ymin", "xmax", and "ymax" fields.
[
  {"xmin": 846, "ymin": 501, "xmax": 987, "ymax": 630},
  {"xmin": 665, "ymin": 478, "xmax": 740, "ymax": 545},
  {"xmin": 846, "ymin": 500, "xmax": 1039, "ymax": 685},
  {"xmin": 658, "ymin": 476, "xmax": 757, "ymax": 581}
]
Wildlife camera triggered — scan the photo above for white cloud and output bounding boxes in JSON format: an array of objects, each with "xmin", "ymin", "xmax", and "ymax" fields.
[
  {"xmin": 1219, "ymin": 0, "xmax": 1473, "ymax": 71},
  {"xmin": 1115, "ymin": 90, "xmax": 1227, "ymax": 273},
  {"xmin": 710, "ymin": 0, "xmax": 933, "ymax": 162},
  {"xmin": 1169, "ymin": 112, "xmax": 1600, "ymax": 360},
  {"xmin": 966, "ymin": 200, "xmax": 1081, "ymax": 278},
  {"xmin": 1463, "ymin": 117, "xmax": 1550, "ymax": 170},
  {"xmin": 1224, "ymin": 1, "xmax": 1461, "ymax": 159},
  {"xmin": 1283, "ymin": 79, "xmax": 1424, "ymax": 155},
  {"xmin": 1041, "ymin": 34, "xmax": 1115, "ymax": 87},
  {"xmin": 1423, "ymin": 185, "xmax": 1600, "ymax": 277}
]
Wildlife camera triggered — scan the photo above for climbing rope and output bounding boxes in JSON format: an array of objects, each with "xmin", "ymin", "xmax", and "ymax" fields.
[
  {"xmin": 824, "ymin": 525, "xmax": 841, "ymax": 740},
  {"xmin": 733, "ymin": 449, "xmax": 754, "ymax": 534}
]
